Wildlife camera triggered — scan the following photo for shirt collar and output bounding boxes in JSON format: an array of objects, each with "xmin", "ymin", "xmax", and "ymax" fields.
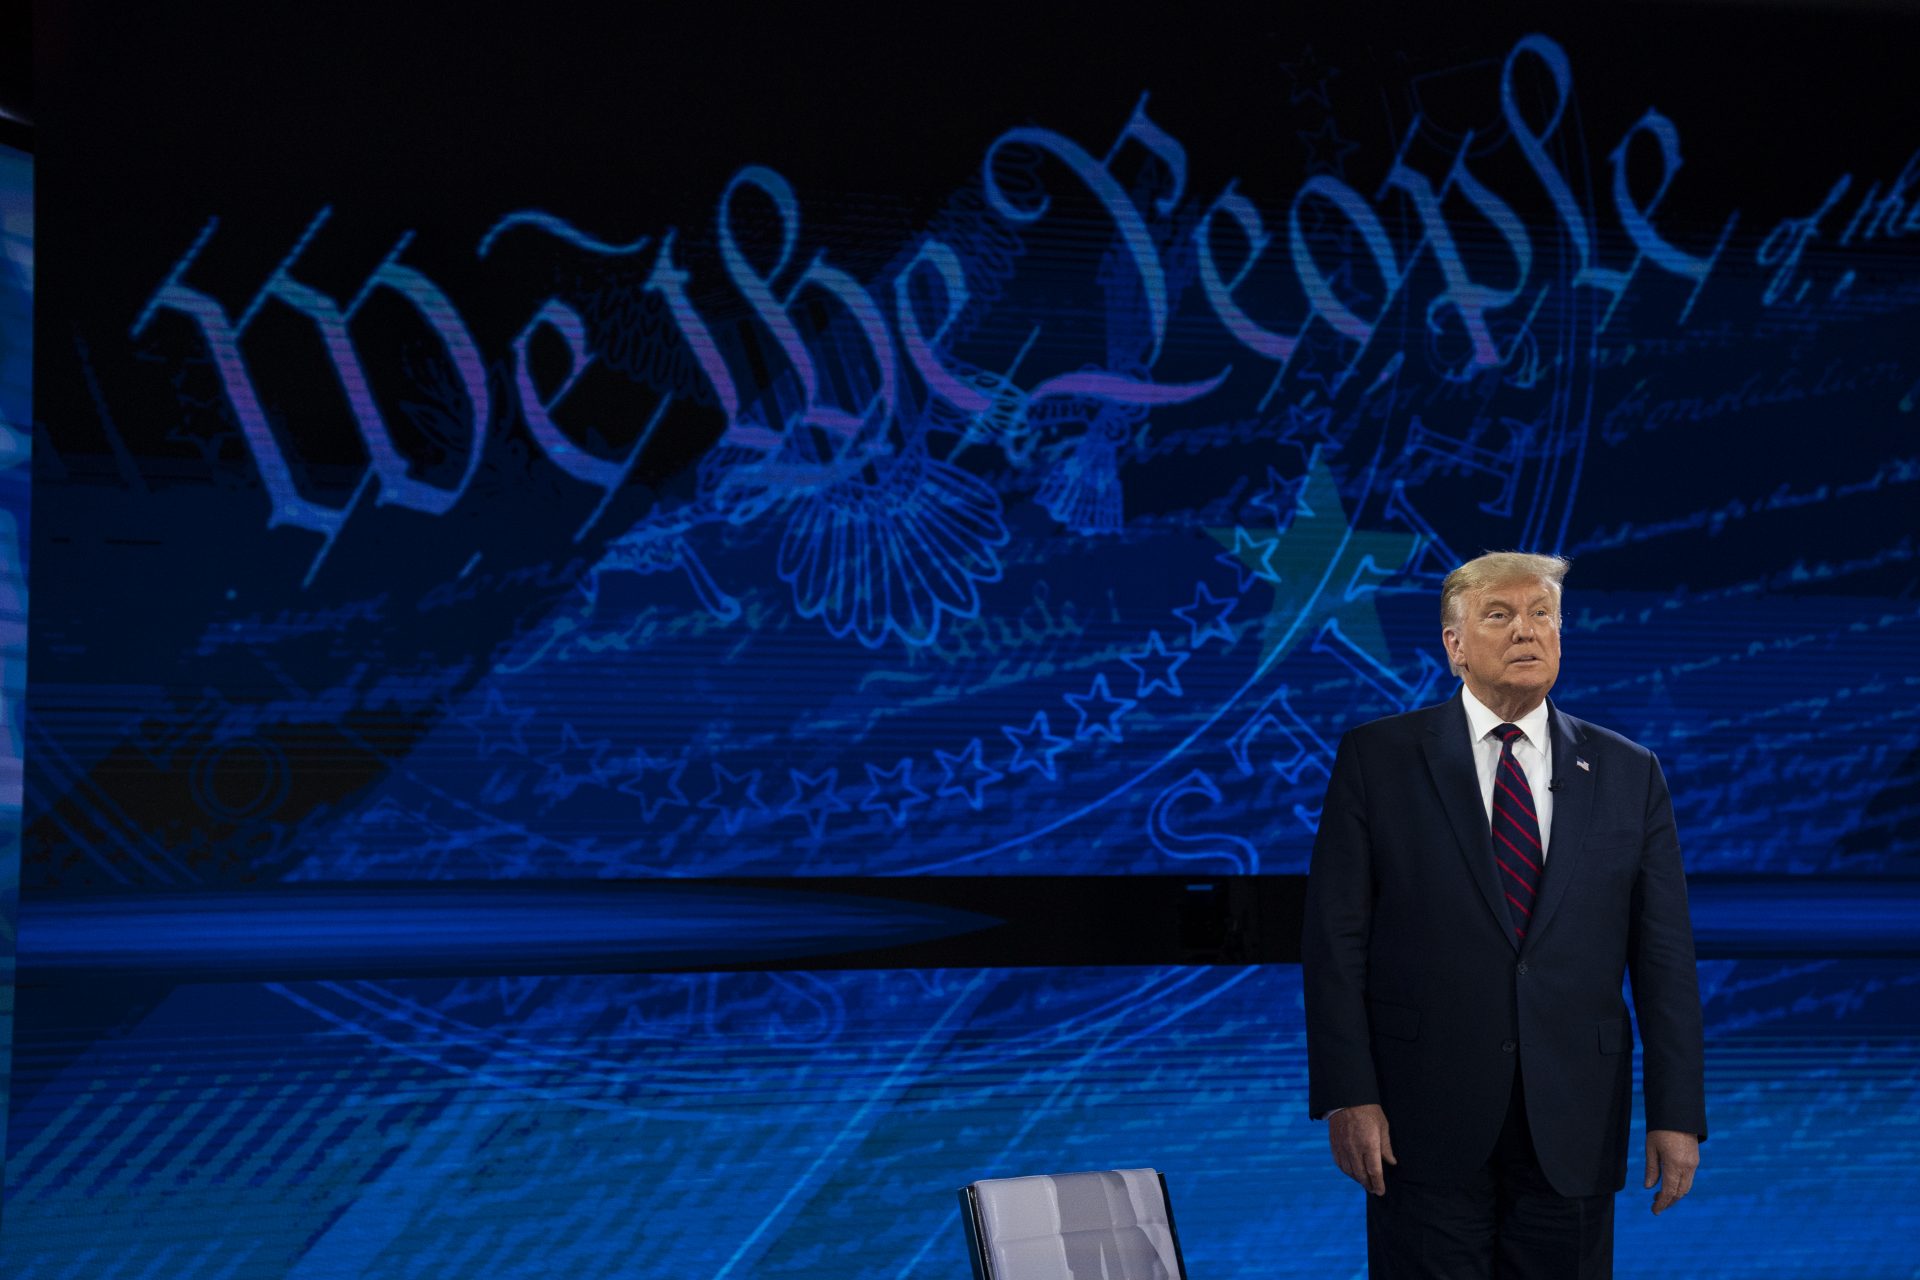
[{"xmin": 1461, "ymin": 685, "xmax": 1551, "ymax": 751}]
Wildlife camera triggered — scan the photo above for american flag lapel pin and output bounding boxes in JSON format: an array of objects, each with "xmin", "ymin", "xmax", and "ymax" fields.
[{"xmin": 1575, "ymin": 757, "xmax": 1590, "ymax": 772}]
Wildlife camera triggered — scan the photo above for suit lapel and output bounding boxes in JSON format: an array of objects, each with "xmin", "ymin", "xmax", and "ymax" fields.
[
  {"xmin": 1524, "ymin": 700, "xmax": 1592, "ymax": 953},
  {"xmin": 1421, "ymin": 692, "xmax": 1517, "ymax": 951}
]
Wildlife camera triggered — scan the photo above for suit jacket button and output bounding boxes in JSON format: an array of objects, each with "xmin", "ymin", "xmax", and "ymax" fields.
[
  {"xmin": 1517, "ymin": 961, "xmax": 1529, "ymax": 975},
  {"xmin": 1501, "ymin": 1039, "xmax": 1516, "ymax": 1053}
]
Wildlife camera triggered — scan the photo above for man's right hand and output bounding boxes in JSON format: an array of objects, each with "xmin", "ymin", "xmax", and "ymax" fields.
[{"xmin": 1329, "ymin": 1104, "xmax": 1397, "ymax": 1195}]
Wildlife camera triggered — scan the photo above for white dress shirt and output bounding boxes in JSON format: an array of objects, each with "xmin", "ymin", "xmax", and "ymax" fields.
[{"xmin": 1460, "ymin": 686, "xmax": 1554, "ymax": 859}]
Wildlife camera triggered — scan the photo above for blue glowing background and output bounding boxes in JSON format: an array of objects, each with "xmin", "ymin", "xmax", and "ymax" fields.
[
  {"xmin": 0, "ymin": 138, "xmax": 31, "ymax": 1205},
  {"xmin": 7, "ymin": 4, "xmax": 1919, "ymax": 1274}
]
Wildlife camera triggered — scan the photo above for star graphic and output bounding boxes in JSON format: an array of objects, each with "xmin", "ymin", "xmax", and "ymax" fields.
[
  {"xmin": 699, "ymin": 762, "xmax": 767, "ymax": 835},
  {"xmin": 861, "ymin": 758, "xmax": 928, "ymax": 827},
  {"xmin": 158, "ymin": 355, "xmax": 260, "ymax": 465},
  {"xmin": 1281, "ymin": 45, "xmax": 1339, "ymax": 107},
  {"xmin": 1209, "ymin": 457, "xmax": 1420, "ymax": 666},
  {"xmin": 1294, "ymin": 327, "xmax": 1359, "ymax": 401},
  {"xmin": 1173, "ymin": 582, "xmax": 1239, "ymax": 650},
  {"xmin": 1281, "ymin": 402, "xmax": 1337, "ymax": 450},
  {"xmin": 1002, "ymin": 712, "xmax": 1072, "ymax": 781},
  {"xmin": 458, "ymin": 688, "xmax": 534, "ymax": 757},
  {"xmin": 783, "ymin": 767, "xmax": 849, "ymax": 838},
  {"xmin": 534, "ymin": 722, "xmax": 614, "ymax": 800},
  {"xmin": 1249, "ymin": 464, "xmax": 1313, "ymax": 532},
  {"xmin": 1299, "ymin": 116, "xmax": 1360, "ymax": 177},
  {"xmin": 1217, "ymin": 525, "xmax": 1281, "ymax": 591},
  {"xmin": 1063, "ymin": 673, "xmax": 1136, "ymax": 743},
  {"xmin": 936, "ymin": 739, "xmax": 1004, "ymax": 811},
  {"xmin": 1122, "ymin": 630, "xmax": 1190, "ymax": 699},
  {"xmin": 617, "ymin": 749, "xmax": 689, "ymax": 823}
]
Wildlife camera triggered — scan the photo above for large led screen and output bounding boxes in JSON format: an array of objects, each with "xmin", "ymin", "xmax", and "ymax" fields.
[{"xmin": 7, "ymin": 5, "xmax": 1917, "ymax": 1275}]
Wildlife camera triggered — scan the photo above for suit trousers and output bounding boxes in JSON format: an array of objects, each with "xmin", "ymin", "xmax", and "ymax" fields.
[{"xmin": 1365, "ymin": 1066, "xmax": 1615, "ymax": 1279}]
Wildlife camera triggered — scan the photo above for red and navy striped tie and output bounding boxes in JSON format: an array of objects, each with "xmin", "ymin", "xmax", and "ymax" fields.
[{"xmin": 1491, "ymin": 723, "xmax": 1542, "ymax": 940}]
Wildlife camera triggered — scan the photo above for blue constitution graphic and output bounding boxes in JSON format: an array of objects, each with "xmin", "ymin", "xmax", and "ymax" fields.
[{"xmin": 4, "ymin": 6, "xmax": 1919, "ymax": 1276}]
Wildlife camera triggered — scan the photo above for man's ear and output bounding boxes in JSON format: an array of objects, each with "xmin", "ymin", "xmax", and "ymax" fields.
[{"xmin": 1441, "ymin": 627, "xmax": 1461, "ymax": 670}]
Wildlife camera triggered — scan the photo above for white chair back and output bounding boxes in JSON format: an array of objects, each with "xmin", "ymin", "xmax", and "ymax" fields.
[{"xmin": 959, "ymin": 1168, "xmax": 1187, "ymax": 1280}]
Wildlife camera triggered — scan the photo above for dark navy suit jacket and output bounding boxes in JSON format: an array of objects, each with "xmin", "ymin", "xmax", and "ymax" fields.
[{"xmin": 1302, "ymin": 690, "xmax": 1708, "ymax": 1197}]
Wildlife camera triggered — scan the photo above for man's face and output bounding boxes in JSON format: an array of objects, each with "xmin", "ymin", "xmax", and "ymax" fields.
[{"xmin": 1443, "ymin": 577, "xmax": 1562, "ymax": 713}]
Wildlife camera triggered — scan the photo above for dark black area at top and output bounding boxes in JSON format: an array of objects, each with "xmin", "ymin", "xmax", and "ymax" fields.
[
  {"xmin": 33, "ymin": 1, "xmax": 1920, "ymax": 235},
  {"xmin": 29, "ymin": 2, "xmax": 1919, "ymax": 332}
]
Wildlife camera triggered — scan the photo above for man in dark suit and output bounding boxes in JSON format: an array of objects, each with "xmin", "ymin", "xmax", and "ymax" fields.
[{"xmin": 1302, "ymin": 552, "xmax": 1706, "ymax": 1278}]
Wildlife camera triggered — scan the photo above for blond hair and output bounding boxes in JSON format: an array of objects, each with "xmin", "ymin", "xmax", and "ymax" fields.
[{"xmin": 1440, "ymin": 551, "xmax": 1571, "ymax": 631}]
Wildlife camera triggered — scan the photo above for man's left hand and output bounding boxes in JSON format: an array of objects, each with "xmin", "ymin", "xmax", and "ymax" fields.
[{"xmin": 1644, "ymin": 1129, "xmax": 1699, "ymax": 1214}]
